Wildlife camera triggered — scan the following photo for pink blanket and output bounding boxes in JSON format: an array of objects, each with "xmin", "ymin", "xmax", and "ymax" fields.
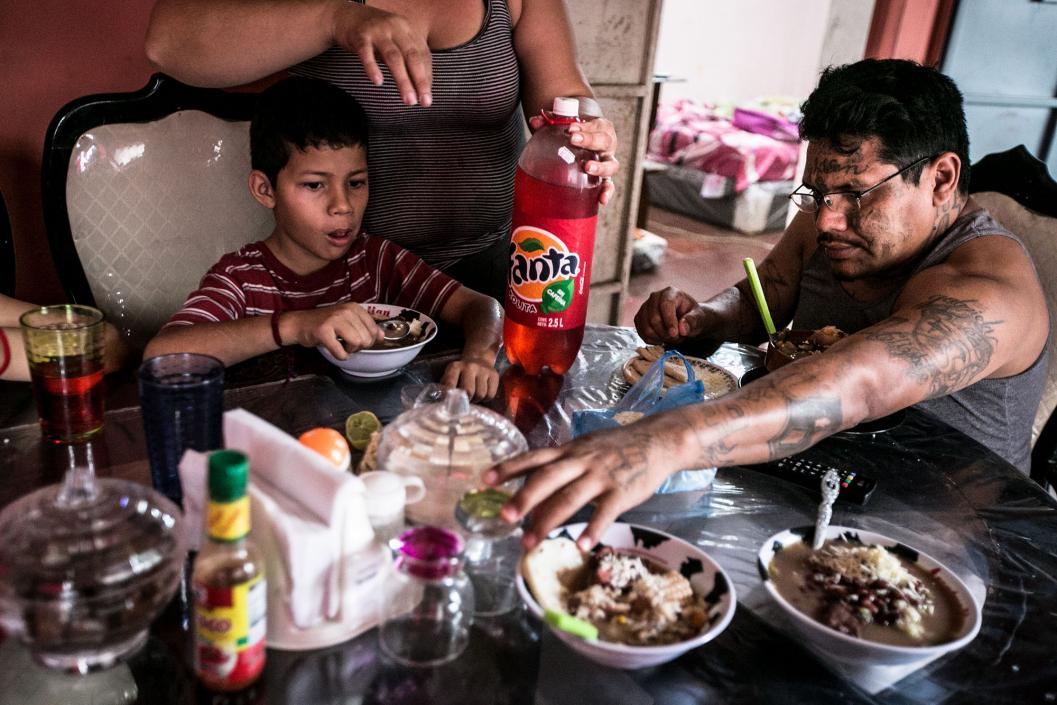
[{"xmin": 648, "ymin": 100, "xmax": 800, "ymax": 193}]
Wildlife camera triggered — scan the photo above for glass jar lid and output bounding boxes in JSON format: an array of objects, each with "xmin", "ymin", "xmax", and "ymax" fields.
[
  {"xmin": 391, "ymin": 526, "xmax": 464, "ymax": 580},
  {"xmin": 377, "ymin": 388, "xmax": 528, "ymax": 475}
]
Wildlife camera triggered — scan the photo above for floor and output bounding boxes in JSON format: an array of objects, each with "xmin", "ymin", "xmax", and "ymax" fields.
[{"xmin": 620, "ymin": 207, "xmax": 783, "ymax": 327}]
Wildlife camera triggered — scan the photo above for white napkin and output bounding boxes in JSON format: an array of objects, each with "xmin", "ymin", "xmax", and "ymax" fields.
[{"xmin": 179, "ymin": 409, "xmax": 377, "ymax": 631}]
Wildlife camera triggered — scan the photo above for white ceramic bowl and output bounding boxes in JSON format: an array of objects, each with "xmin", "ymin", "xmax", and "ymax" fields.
[
  {"xmin": 317, "ymin": 303, "xmax": 437, "ymax": 378},
  {"xmin": 516, "ymin": 522, "xmax": 737, "ymax": 670},
  {"xmin": 758, "ymin": 525, "xmax": 982, "ymax": 666}
]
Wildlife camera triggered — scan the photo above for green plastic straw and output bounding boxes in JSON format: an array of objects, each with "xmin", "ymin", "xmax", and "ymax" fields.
[{"xmin": 742, "ymin": 258, "xmax": 776, "ymax": 336}]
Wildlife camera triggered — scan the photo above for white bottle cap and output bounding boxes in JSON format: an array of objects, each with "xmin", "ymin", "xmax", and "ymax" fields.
[{"xmin": 551, "ymin": 97, "xmax": 580, "ymax": 118}]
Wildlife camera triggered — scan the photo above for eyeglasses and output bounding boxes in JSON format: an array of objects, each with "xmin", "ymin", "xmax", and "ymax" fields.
[{"xmin": 789, "ymin": 154, "xmax": 935, "ymax": 216}]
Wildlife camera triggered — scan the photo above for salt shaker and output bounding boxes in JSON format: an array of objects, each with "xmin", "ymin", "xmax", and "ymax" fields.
[
  {"xmin": 378, "ymin": 527, "xmax": 475, "ymax": 666},
  {"xmin": 360, "ymin": 471, "xmax": 426, "ymax": 543}
]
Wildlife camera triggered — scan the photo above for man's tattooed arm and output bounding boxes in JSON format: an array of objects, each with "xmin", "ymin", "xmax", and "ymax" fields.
[{"xmin": 863, "ymin": 294, "xmax": 999, "ymax": 398}]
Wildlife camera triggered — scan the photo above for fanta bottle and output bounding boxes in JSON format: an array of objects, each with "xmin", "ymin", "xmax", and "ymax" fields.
[{"xmin": 503, "ymin": 97, "xmax": 603, "ymax": 375}]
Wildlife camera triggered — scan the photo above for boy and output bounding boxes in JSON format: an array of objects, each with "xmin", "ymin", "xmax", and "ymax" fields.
[{"xmin": 145, "ymin": 77, "xmax": 502, "ymax": 400}]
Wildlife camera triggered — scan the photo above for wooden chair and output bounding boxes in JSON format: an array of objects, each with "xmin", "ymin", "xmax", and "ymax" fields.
[
  {"xmin": 970, "ymin": 145, "xmax": 1057, "ymax": 489},
  {"xmin": 41, "ymin": 73, "xmax": 271, "ymax": 349}
]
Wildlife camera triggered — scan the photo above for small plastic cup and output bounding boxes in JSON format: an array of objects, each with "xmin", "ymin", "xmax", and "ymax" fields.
[{"xmin": 138, "ymin": 353, "xmax": 225, "ymax": 506}]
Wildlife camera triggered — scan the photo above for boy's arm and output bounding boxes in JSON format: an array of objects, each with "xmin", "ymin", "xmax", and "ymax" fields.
[
  {"xmin": 144, "ymin": 317, "xmax": 279, "ymax": 367},
  {"xmin": 437, "ymin": 287, "xmax": 503, "ymax": 401},
  {"xmin": 144, "ymin": 303, "xmax": 385, "ymax": 367}
]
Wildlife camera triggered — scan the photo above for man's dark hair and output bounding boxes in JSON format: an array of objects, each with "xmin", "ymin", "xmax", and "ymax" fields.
[
  {"xmin": 799, "ymin": 59, "xmax": 970, "ymax": 193},
  {"xmin": 250, "ymin": 76, "xmax": 369, "ymax": 185}
]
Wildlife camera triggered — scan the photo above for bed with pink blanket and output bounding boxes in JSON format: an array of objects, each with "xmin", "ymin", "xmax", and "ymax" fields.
[{"xmin": 646, "ymin": 100, "xmax": 801, "ymax": 233}]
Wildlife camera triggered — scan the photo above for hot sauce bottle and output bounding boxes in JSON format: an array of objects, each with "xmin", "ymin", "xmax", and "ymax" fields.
[{"xmin": 193, "ymin": 450, "xmax": 267, "ymax": 691}]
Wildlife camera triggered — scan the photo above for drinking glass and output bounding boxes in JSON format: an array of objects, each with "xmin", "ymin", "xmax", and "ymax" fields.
[
  {"xmin": 19, "ymin": 305, "xmax": 106, "ymax": 443},
  {"xmin": 455, "ymin": 479, "xmax": 522, "ymax": 617},
  {"xmin": 138, "ymin": 353, "xmax": 225, "ymax": 506}
]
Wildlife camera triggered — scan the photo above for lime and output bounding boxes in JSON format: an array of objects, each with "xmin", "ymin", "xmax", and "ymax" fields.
[{"xmin": 345, "ymin": 411, "xmax": 381, "ymax": 451}]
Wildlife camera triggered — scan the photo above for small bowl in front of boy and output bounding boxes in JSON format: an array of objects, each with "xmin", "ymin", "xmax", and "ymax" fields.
[{"xmin": 318, "ymin": 304, "xmax": 438, "ymax": 378}]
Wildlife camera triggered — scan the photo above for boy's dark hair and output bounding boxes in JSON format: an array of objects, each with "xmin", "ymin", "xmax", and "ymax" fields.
[
  {"xmin": 250, "ymin": 76, "xmax": 369, "ymax": 185},
  {"xmin": 799, "ymin": 59, "xmax": 970, "ymax": 193}
]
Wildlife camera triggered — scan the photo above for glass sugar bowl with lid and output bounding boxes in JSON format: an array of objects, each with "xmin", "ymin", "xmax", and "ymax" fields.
[
  {"xmin": 0, "ymin": 462, "xmax": 186, "ymax": 674},
  {"xmin": 376, "ymin": 388, "xmax": 528, "ymax": 528}
]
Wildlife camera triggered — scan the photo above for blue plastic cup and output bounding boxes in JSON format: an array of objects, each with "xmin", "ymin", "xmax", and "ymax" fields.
[{"xmin": 138, "ymin": 353, "xmax": 225, "ymax": 506}]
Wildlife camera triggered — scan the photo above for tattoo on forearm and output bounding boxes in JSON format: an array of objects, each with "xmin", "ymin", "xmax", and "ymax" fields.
[
  {"xmin": 677, "ymin": 377, "xmax": 843, "ymax": 466},
  {"xmin": 864, "ymin": 294, "xmax": 998, "ymax": 397},
  {"xmin": 766, "ymin": 392, "xmax": 843, "ymax": 459},
  {"xmin": 599, "ymin": 426, "xmax": 652, "ymax": 490}
]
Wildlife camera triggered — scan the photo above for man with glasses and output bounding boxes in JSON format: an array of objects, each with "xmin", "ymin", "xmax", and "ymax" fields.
[{"xmin": 486, "ymin": 59, "xmax": 1050, "ymax": 553}]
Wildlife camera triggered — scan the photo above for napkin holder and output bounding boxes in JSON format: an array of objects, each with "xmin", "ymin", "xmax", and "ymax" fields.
[{"xmin": 180, "ymin": 409, "xmax": 391, "ymax": 651}]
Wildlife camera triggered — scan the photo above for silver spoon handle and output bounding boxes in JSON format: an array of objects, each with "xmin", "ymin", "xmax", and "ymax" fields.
[{"xmin": 812, "ymin": 468, "xmax": 841, "ymax": 550}]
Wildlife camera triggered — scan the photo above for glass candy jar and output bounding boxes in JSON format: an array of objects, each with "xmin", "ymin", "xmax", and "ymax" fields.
[
  {"xmin": 379, "ymin": 527, "xmax": 474, "ymax": 667},
  {"xmin": 0, "ymin": 462, "xmax": 186, "ymax": 673},
  {"xmin": 376, "ymin": 388, "xmax": 528, "ymax": 528}
]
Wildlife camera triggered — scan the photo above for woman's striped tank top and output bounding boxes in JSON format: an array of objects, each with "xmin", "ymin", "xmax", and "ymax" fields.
[{"xmin": 292, "ymin": 0, "xmax": 525, "ymax": 270}]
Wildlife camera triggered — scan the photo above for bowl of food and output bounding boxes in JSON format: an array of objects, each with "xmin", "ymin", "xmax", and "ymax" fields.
[
  {"xmin": 765, "ymin": 326, "xmax": 846, "ymax": 371},
  {"xmin": 517, "ymin": 522, "xmax": 736, "ymax": 669},
  {"xmin": 758, "ymin": 526, "xmax": 982, "ymax": 666},
  {"xmin": 317, "ymin": 304, "xmax": 437, "ymax": 378}
]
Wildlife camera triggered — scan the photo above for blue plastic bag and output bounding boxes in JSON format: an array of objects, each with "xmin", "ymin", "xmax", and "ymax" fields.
[{"xmin": 572, "ymin": 351, "xmax": 717, "ymax": 494}]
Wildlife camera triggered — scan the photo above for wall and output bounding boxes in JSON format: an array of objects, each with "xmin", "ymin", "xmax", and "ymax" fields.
[
  {"xmin": 654, "ymin": 0, "xmax": 875, "ymax": 107},
  {"xmin": 653, "ymin": 0, "xmax": 834, "ymax": 107},
  {"xmin": 1, "ymin": 1, "xmax": 157, "ymax": 305}
]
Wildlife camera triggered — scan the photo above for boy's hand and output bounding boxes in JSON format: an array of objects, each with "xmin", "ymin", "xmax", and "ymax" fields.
[
  {"xmin": 285, "ymin": 303, "xmax": 384, "ymax": 358},
  {"xmin": 441, "ymin": 356, "xmax": 499, "ymax": 401}
]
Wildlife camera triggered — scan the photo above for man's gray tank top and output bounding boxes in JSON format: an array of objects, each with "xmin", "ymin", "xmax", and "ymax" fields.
[{"xmin": 793, "ymin": 208, "xmax": 1049, "ymax": 473}]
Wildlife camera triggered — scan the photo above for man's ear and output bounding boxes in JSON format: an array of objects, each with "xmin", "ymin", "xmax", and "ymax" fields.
[
  {"xmin": 248, "ymin": 170, "xmax": 276, "ymax": 209},
  {"xmin": 932, "ymin": 152, "xmax": 961, "ymax": 205}
]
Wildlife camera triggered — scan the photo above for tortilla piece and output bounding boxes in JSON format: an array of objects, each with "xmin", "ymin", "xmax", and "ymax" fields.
[
  {"xmin": 521, "ymin": 537, "xmax": 586, "ymax": 613},
  {"xmin": 663, "ymin": 359, "xmax": 691, "ymax": 384},
  {"xmin": 636, "ymin": 345, "xmax": 664, "ymax": 363}
]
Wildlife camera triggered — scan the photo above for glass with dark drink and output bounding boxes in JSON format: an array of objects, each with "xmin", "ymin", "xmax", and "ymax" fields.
[{"xmin": 20, "ymin": 305, "xmax": 106, "ymax": 443}]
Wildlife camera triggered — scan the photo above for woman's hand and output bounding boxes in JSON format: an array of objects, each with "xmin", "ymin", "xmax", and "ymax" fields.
[
  {"xmin": 484, "ymin": 419, "xmax": 673, "ymax": 551},
  {"xmin": 331, "ymin": 2, "xmax": 432, "ymax": 106},
  {"xmin": 441, "ymin": 356, "xmax": 499, "ymax": 401},
  {"xmin": 528, "ymin": 113, "xmax": 619, "ymax": 205}
]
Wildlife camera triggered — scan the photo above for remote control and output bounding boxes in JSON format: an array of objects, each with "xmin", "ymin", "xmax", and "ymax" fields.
[{"xmin": 741, "ymin": 456, "xmax": 877, "ymax": 505}]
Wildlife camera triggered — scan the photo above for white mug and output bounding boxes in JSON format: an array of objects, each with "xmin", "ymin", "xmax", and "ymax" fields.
[{"xmin": 360, "ymin": 471, "xmax": 426, "ymax": 542}]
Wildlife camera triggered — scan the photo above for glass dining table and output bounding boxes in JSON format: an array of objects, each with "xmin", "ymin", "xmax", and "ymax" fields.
[{"xmin": 0, "ymin": 325, "xmax": 1055, "ymax": 705}]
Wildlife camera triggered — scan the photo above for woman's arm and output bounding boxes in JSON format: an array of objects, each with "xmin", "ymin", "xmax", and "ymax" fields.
[
  {"xmin": 146, "ymin": 0, "xmax": 433, "ymax": 104},
  {"xmin": 512, "ymin": 0, "xmax": 619, "ymax": 203}
]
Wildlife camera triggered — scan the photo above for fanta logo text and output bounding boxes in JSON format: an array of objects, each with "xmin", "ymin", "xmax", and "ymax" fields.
[{"xmin": 510, "ymin": 247, "xmax": 580, "ymax": 287}]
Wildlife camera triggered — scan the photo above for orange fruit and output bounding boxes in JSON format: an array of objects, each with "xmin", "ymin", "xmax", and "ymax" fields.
[{"xmin": 298, "ymin": 427, "xmax": 351, "ymax": 472}]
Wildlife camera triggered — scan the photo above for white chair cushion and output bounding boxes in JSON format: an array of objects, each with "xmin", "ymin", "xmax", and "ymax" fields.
[
  {"xmin": 65, "ymin": 110, "xmax": 274, "ymax": 348},
  {"xmin": 973, "ymin": 191, "xmax": 1057, "ymax": 447}
]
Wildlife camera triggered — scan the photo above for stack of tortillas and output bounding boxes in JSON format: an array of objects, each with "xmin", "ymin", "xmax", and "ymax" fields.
[{"xmin": 623, "ymin": 345, "xmax": 692, "ymax": 389}]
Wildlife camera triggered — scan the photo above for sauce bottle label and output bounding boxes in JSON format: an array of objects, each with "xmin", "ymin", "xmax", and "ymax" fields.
[
  {"xmin": 207, "ymin": 496, "xmax": 250, "ymax": 542},
  {"xmin": 506, "ymin": 221, "xmax": 595, "ymax": 330},
  {"xmin": 193, "ymin": 573, "xmax": 267, "ymax": 688}
]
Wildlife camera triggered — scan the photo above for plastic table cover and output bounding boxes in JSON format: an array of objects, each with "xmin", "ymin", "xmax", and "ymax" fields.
[{"xmin": 0, "ymin": 325, "xmax": 1054, "ymax": 705}]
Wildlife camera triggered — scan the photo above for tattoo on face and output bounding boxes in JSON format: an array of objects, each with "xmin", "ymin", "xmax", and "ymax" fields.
[{"xmin": 864, "ymin": 294, "xmax": 999, "ymax": 397}]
